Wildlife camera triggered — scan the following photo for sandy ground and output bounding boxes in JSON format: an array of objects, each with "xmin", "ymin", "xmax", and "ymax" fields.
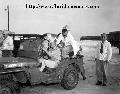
[{"xmin": 20, "ymin": 42, "xmax": 120, "ymax": 94}]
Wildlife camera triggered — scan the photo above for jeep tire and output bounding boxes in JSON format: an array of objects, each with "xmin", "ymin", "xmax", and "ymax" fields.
[
  {"xmin": 61, "ymin": 65, "xmax": 79, "ymax": 90},
  {"xmin": 0, "ymin": 81, "xmax": 20, "ymax": 94}
]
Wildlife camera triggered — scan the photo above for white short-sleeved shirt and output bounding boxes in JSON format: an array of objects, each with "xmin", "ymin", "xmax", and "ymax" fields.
[
  {"xmin": 56, "ymin": 32, "xmax": 79, "ymax": 55},
  {"xmin": 96, "ymin": 40, "xmax": 112, "ymax": 61}
]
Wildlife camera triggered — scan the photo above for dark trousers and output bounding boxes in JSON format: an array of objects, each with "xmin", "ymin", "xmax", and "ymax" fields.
[
  {"xmin": 77, "ymin": 57, "xmax": 86, "ymax": 78},
  {"xmin": 80, "ymin": 65, "xmax": 85, "ymax": 78},
  {"xmin": 96, "ymin": 60, "xmax": 108, "ymax": 83},
  {"xmin": 61, "ymin": 45, "xmax": 73, "ymax": 58}
]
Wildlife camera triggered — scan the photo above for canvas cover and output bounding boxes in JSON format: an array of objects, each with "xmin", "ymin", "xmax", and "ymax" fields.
[{"xmin": 18, "ymin": 38, "xmax": 44, "ymax": 60}]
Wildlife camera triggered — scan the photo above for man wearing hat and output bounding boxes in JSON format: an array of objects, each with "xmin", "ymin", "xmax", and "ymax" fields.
[
  {"xmin": 56, "ymin": 25, "xmax": 79, "ymax": 58},
  {"xmin": 95, "ymin": 33, "xmax": 112, "ymax": 86},
  {"xmin": 0, "ymin": 30, "xmax": 14, "ymax": 57},
  {"xmin": 38, "ymin": 33, "xmax": 61, "ymax": 72}
]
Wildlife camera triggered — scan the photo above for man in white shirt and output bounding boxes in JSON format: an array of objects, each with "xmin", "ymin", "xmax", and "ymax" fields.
[
  {"xmin": 95, "ymin": 33, "xmax": 112, "ymax": 86},
  {"xmin": 1, "ymin": 30, "xmax": 14, "ymax": 57},
  {"xmin": 56, "ymin": 25, "xmax": 79, "ymax": 58}
]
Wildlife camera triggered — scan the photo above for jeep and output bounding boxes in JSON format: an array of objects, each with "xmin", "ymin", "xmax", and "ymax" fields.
[{"xmin": 0, "ymin": 34, "xmax": 83, "ymax": 94}]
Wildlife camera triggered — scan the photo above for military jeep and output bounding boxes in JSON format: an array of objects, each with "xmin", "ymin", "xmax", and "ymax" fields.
[{"xmin": 0, "ymin": 34, "xmax": 83, "ymax": 94}]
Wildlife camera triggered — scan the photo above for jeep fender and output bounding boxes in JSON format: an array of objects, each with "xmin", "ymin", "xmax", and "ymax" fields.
[{"xmin": 13, "ymin": 71, "xmax": 30, "ymax": 83}]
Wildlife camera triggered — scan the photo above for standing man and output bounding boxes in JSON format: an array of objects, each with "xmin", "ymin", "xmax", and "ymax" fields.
[
  {"xmin": 76, "ymin": 46, "xmax": 86, "ymax": 80},
  {"xmin": 95, "ymin": 33, "xmax": 112, "ymax": 86},
  {"xmin": 56, "ymin": 25, "xmax": 79, "ymax": 58},
  {"xmin": 0, "ymin": 30, "xmax": 14, "ymax": 57}
]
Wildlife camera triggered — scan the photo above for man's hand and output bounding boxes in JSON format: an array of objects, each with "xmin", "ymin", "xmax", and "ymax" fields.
[
  {"xmin": 0, "ymin": 47, "xmax": 3, "ymax": 50},
  {"xmin": 57, "ymin": 44, "xmax": 64, "ymax": 48},
  {"xmin": 95, "ymin": 58, "xmax": 98, "ymax": 61},
  {"xmin": 79, "ymin": 46, "xmax": 82, "ymax": 51}
]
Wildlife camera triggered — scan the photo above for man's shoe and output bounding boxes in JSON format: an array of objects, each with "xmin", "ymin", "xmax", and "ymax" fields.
[
  {"xmin": 83, "ymin": 77, "xmax": 87, "ymax": 80},
  {"xmin": 102, "ymin": 83, "xmax": 107, "ymax": 86},
  {"xmin": 96, "ymin": 81, "xmax": 102, "ymax": 85}
]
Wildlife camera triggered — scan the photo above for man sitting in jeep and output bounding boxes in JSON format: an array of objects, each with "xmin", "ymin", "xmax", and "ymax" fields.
[{"xmin": 38, "ymin": 34, "xmax": 61, "ymax": 72}]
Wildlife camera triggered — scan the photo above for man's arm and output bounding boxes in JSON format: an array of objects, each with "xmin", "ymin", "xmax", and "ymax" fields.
[
  {"xmin": 107, "ymin": 43, "xmax": 112, "ymax": 61},
  {"xmin": 68, "ymin": 33, "xmax": 79, "ymax": 55},
  {"xmin": 44, "ymin": 50, "xmax": 53, "ymax": 57},
  {"xmin": 95, "ymin": 43, "xmax": 100, "ymax": 61},
  {"xmin": 56, "ymin": 34, "xmax": 63, "ymax": 45}
]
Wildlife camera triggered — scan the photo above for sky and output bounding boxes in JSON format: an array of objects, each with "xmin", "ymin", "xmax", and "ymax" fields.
[{"xmin": 0, "ymin": 0, "xmax": 120, "ymax": 41}]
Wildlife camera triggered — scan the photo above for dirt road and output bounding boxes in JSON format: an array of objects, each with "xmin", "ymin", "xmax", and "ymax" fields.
[{"xmin": 20, "ymin": 47, "xmax": 120, "ymax": 94}]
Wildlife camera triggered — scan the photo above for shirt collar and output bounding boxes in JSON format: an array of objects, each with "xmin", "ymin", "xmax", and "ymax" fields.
[{"xmin": 101, "ymin": 40, "xmax": 108, "ymax": 44}]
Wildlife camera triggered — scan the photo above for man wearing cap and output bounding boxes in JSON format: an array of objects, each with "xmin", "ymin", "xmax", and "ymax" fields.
[
  {"xmin": 0, "ymin": 30, "xmax": 14, "ymax": 57},
  {"xmin": 38, "ymin": 34, "xmax": 61, "ymax": 72},
  {"xmin": 95, "ymin": 33, "xmax": 112, "ymax": 86},
  {"xmin": 56, "ymin": 25, "xmax": 79, "ymax": 58}
]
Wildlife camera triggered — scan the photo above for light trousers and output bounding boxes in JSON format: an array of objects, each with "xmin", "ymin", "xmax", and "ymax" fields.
[
  {"xmin": 38, "ymin": 58, "xmax": 59, "ymax": 72},
  {"xmin": 96, "ymin": 59, "xmax": 108, "ymax": 83}
]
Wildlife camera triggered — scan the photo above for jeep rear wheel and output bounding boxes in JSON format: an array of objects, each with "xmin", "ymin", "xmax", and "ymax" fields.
[{"xmin": 61, "ymin": 65, "xmax": 79, "ymax": 90}]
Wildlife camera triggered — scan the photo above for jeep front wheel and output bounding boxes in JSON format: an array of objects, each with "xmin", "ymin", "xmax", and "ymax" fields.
[
  {"xmin": 0, "ymin": 81, "xmax": 20, "ymax": 94},
  {"xmin": 61, "ymin": 65, "xmax": 79, "ymax": 90},
  {"xmin": 0, "ymin": 86, "xmax": 12, "ymax": 94}
]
